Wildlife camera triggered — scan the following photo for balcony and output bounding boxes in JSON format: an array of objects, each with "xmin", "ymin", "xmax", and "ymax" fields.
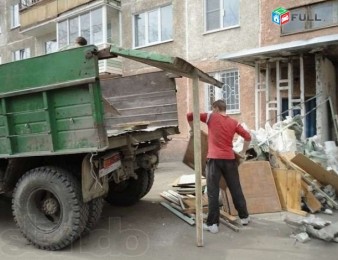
[{"xmin": 19, "ymin": 0, "xmax": 96, "ymax": 36}]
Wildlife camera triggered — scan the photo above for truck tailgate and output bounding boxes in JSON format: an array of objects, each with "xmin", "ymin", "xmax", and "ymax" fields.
[{"xmin": 100, "ymin": 71, "xmax": 179, "ymax": 136}]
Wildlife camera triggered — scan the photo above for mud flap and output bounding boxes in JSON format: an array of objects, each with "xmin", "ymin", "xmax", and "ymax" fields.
[{"xmin": 82, "ymin": 154, "xmax": 109, "ymax": 203}]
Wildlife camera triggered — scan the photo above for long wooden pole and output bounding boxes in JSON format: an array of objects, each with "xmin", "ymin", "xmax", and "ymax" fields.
[{"xmin": 192, "ymin": 73, "xmax": 203, "ymax": 247}]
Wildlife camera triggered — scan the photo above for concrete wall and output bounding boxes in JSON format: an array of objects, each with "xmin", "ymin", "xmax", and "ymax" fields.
[
  {"xmin": 316, "ymin": 54, "xmax": 337, "ymax": 142},
  {"xmin": 120, "ymin": 0, "xmax": 259, "ymax": 161},
  {"xmin": 20, "ymin": 0, "xmax": 58, "ymax": 30},
  {"xmin": 121, "ymin": 0, "xmax": 186, "ymax": 74},
  {"xmin": 0, "ymin": 0, "xmax": 35, "ymax": 64}
]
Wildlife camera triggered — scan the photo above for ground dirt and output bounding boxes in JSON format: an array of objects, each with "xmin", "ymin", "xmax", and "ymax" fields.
[{"xmin": 0, "ymin": 162, "xmax": 337, "ymax": 260}]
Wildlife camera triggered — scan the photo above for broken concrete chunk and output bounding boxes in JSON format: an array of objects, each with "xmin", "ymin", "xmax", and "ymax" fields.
[
  {"xmin": 323, "ymin": 208, "xmax": 333, "ymax": 215},
  {"xmin": 306, "ymin": 222, "xmax": 338, "ymax": 242},
  {"xmin": 291, "ymin": 232, "xmax": 311, "ymax": 243},
  {"xmin": 301, "ymin": 214, "xmax": 331, "ymax": 228}
]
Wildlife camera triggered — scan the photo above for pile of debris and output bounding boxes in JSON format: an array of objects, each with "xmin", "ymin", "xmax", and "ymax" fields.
[
  {"xmin": 160, "ymin": 114, "xmax": 338, "ymax": 241},
  {"xmin": 285, "ymin": 214, "xmax": 338, "ymax": 243},
  {"xmin": 270, "ymin": 152, "xmax": 338, "ymax": 216},
  {"xmin": 160, "ymin": 174, "xmax": 240, "ymax": 231},
  {"xmin": 231, "ymin": 115, "xmax": 338, "ymax": 216}
]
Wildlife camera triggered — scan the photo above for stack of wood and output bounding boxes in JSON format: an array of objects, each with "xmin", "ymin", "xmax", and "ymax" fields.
[
  {"xmin": 160, "ymin": 174, "xmax": 240, "ymax": 231},
  {"xmin": 160, "ymin": 174, "xmax": 208, "ymax": 225},
  {"xmin": 270, "ymin": 151, "xmax": 338, "ymax": 216}
]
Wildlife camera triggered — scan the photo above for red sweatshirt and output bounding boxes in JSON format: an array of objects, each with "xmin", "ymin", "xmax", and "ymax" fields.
[{"xmin": 187, "ymin": 112, "xmax": 251, "ymax": 159}]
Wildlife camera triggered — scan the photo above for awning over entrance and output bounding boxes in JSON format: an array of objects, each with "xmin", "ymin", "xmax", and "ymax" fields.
[{"xmin": 219, "ymin": 34, "xmax": 338, "ymax": 66}]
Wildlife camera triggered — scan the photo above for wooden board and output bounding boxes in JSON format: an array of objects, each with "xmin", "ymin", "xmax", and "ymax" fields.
[
  {"xmin": 291, "ymin": 153, "xmax": 338, "ymax": 193},
  {"xmin": 272, "ymin": 169, "xmax": 302, "ymax": 211},
  {"xmin": 225, "ymin": 161, "xmax": 282, "ymax": 215},
  {"xmin": 301, "ymin": 180, "xmax": 322, "ymax": 213},
  {"xmin": 183, "ymin": 131, "xmax": 208, "ymax": 176}
]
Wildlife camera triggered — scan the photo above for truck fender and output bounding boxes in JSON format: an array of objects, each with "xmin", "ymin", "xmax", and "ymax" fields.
[{"xmin": 81, "ymin": 154, "xmax": 109, "ymax": 203}]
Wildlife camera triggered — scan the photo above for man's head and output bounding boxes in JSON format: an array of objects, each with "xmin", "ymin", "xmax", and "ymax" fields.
[
  {"xmin": 212, "ymin": 99, "xmax": 226, "ymax": 113},
  {"xmin": 75, "ymin": 36, "xmax": 87, "ymax": 46}
]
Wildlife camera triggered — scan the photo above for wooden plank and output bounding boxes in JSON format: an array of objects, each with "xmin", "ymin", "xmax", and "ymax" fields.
[
  {"xmin": 225, "ymin": 161, "xmax": 282, "ymax": 215},
  {"xmin": 167, "ymin": 190, "xmax": 187, "ymax": 211},
  {"xmin": 192, "ymin": 74, "xmax": 203, "ymax": 247},
  {"xmin": 272, "ymin": 169, "xmax": 301, "ymax": 211},
  {"xmin": 286, "ymin": 207, "xmax": 308, "ymax": 217},
  {"xmin": 272, "ymin": 169, "xmax": 288, "ymax": 210},
  {"xmin": 269, "ymin": 149, "xmax": 288, "ymax": 169},
  {"xmin": 291, "ymin": 153, "xmax": 338, "ymax": 193},
  {"xmin": 287, "ymin": 170, "xmax": 302, "ymax": 211},
  {"xmin": 301, "ymin": 180, "xmax": 322, "ymax": 213},
  {"xmin": 279, "ymin": 155, "xmax": 338, "ymax": 209},
  {"xmin": 182, "ymin": 131, "xmax": 208, "ymax": 176},
  {"xmin": 160, "ymin": 192, "xmax": 180, "ymax": 205},
  {"xmin": 160, "ymin": 202, "xmax": 195, "ymax": 226},
  {"xmin": 219, "ymin": 218, "xmax": 240, "ymax": 232},
  {"xmin": 182, "ymin": 194, "xmax": 208, "ymax": 209},
  {"xmin": 220, "ymin": 210, "xmax": 237, "ymax": 223}
]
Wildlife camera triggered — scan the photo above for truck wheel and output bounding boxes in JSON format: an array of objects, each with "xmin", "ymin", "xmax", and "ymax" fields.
[
  {"xmin": 139, "ymin": 169, "xmax": 155, "ymax": 199},
  {"xmin": 82, "ymin": 198, "xmax": 104, "ymax": 235},
  {"xmin": 105, "ymin": 169, "xmax": 148, "ymax": 206},
  {"xmin": 12, "ymin": 167, "xmax": 88, "ymax": 250}
]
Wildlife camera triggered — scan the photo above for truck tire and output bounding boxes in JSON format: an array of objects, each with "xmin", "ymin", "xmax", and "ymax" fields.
[
  {"xmin": 105, "ymin": 169, "xmax": 148, "ymax": 206},
  {"xmin": 82, "ymin": 198, "xmax": 104, "ymax": 235},
  {"xmin": 12, "ymin": 167, "xmax": 89, "ymax": 250},
  {"xmin": 139, "ymin": 169, "xmax": 155, "ymax": 199}
]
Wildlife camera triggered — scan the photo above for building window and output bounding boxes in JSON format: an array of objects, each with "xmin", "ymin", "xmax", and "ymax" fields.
[
  {"xmin": 57, "ymin": 8, "xmax": 105, "ymax": 49},
  {"xmin": 134, "ymin": 5, "xmax": 173, "ymax": 48},
  {"xmin": 11, "ymin": 4, "xmax": 20, "ymax": 28},
  {"xmin": 12, "ymin": 48, "xmax": 30, "ymax": 61},
  {"xmin": 45, "ymin": 40, "xmax": 58, "ymax": 54},
  {"xmin": 205, "ymin": 0, "xmax": 240, "ymax": 32},
  {"xmin": 57, "ymin": 7, "xmax": 120, "ymax": 49},
  {"xmin": 206, "ymin": 70, "xmax": 240, "ymax": 114},
  {"xmin": 281, "ymin": 1, "xmax": 338, "ymax": 34}
]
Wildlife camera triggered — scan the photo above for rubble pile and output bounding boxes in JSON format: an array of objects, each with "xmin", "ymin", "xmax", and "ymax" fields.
[{"xmin": 160, "ymin": 114, "xmax": 338, "ymax": 241}]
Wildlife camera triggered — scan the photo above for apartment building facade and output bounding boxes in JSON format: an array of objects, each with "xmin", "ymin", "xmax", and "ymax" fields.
[
  {"xmin": 221, "ymin": 0, "xmax": 338, "ymax": 143},
  {"xmin": 0, "ymin": 0, "xmax": 35, "ymax": 64},
  {"xmin": 120, "ymin": 0, "xmax": 260, "ymax": 159},
  {"xmin": 2, "ymin": 0, "xmax": 337, "ymax": 160}
]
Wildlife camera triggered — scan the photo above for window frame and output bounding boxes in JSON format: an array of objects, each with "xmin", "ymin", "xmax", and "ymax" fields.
[
  {"xmin": 204, "ymin": 0, "xmax": 240, "ymax": 34},
  {"xmin": 205, "ymin": 69, "xmax": 240, "ymax": 114},
  {"xmin": 11, "ymin": 4, "xmax": 20, "ymax": 29},
  {"xmin": 133, "ymin": 4, "xmax": 173, "ymax": 49},
  {"xmin": 12, "ymin": 48, "xmax": 30, "ymax": 61},
  {"xmin": 45, "ymin": 39, "xmax": 58, "ymax": 54},
  {"xmin": 281, "ymin": 0, "xmax": 338, "ymax": 35},
  {"xmin": 57, "ymin": 8, "xmax": 105, "ymax": 49}
]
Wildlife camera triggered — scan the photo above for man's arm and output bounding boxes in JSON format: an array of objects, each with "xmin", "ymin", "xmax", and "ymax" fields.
[
  {"xmin": 186, "ymin": 112, "xmax": 208, "ymax": 136},
  {"xmin": 235, "ymin": 124, "xmax": 251, "ymax": 157}
]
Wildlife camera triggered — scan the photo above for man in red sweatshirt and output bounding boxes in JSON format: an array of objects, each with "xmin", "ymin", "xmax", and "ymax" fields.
[{"xmin": 187, "ymin": 99, "xmax": 251, "ymax": 233}]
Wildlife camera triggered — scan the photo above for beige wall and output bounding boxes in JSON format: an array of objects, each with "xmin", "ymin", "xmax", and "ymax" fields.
[
  {"xmin": 20, "ymin": 0, "xmax": 58, "ymax": 30},
  {"xmin": 20, "ymin": 0, "xmax": 96, "ymax": 30}
]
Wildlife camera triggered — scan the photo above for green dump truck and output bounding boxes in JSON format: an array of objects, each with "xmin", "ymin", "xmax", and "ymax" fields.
[
  {"xmin": 0, "ymin": 45, "xmax": 220, "ymax": 250},
  {"xmin": 0, "ymin": 45, "xmax": 182, "ymax": 250}
]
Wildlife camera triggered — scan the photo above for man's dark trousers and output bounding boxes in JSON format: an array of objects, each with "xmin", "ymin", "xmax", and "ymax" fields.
[{"xmin": 206, "ymin": 159, "xmax": 249, "ymax": 225}]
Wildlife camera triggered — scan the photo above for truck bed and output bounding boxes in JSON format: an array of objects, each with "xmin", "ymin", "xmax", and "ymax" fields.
[
  {"xmin": 101, "ymin": 71, "xmax": 178, "ymax": 135},
  {"xmin": 0, "ymin": 47, "xmax": 179, "ymax": 158}
]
